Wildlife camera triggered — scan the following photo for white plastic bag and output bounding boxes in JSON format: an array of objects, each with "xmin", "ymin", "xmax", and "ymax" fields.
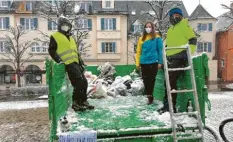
[
  {"xmin": 131, "ymin": 79, "xmax": 144, "ymax": 96},
  {"xmin": 115, "ymin": 83, "xmax": 127, "ymax": 96},
  {"xmin": 90, "ymin": 81, "xmax": 108, "ymax": 99}
]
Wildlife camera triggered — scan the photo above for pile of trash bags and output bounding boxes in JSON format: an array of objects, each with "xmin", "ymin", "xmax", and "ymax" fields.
[{"xmin": 84, "ymin": 62, "xmax": 145, "ymax": 99}]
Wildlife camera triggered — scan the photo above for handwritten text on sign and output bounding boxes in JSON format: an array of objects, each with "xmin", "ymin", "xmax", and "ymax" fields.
[{"xmin": 59, "ymin": 130, "xmax": 97, "ymax": 142}]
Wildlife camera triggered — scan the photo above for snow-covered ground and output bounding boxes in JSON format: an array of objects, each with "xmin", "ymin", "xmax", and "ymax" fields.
[
  {"xmin": 226, "ymin": 83, "xmax": 233, "ymax": 89},
  {"xmin": 0, "ymin": 100, "xmax": 48, "ymax": 110},
  {"xmin": 206, "ymin": 92, "xmax": 233, "ymax": 142}
]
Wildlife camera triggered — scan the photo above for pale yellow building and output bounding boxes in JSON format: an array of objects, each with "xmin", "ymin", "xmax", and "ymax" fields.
[{"xmin": 189, "ymin": 4, "xmax": 218, "ymax": 81}]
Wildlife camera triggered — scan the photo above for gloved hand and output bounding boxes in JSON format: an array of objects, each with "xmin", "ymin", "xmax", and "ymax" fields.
[{"xmin": 57, "ymin": 61, "xmax": 64, "ymax": 65}]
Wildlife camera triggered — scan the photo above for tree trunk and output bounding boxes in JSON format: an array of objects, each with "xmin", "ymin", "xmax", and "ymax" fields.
[
  {"xmin": 17, "ymin": 62, "xmax": 21, "ymax": 87},
  {"xmin": 17, "ymin": 73, "xmax": 21, "ymax": 87}
]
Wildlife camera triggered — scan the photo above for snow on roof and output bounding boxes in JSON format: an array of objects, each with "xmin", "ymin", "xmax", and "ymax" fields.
[{"xmin": 216, "ymin": 11, "xmax": 233, "ymax": 32}]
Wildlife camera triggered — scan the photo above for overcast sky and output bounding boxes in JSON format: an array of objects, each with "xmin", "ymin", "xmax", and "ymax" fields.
[{"xmin": 182, "ymin": 0, "xmax": 232, "ymax": 17}]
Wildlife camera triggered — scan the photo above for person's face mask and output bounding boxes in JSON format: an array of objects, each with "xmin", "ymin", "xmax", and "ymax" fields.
[
  {"xmin": 170, "ymin": 15, "xmax": 182, "ymax": 25},
  {"xmin": 145, "ymin": 28, "xmax": 152, "ymax": 34},
  {"xmin": 61, "ymin": 25, "xmax": 70, "ymax": 32}
]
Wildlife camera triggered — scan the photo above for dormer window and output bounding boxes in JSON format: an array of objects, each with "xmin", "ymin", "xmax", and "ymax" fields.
[
  {"xmin": 102, "ymin": 0, "xmax": 113, "ymax": 9},
  {"xmin": 105, "ymin": 0, "xmax": 111, "ymax": 8},
  {"xmin": 0, "ymin": 1, "xmax": 8, "ymax": 8},
  {"xmin": 25, "ymin": 1, "xmax": 32, "ymax": 11},
  {"xmin": 80, "ymin": 2, "xmax": 89, "ymax": 12}
]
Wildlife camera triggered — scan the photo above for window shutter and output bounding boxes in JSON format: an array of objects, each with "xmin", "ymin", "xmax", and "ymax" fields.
[
  {"xmin": 197, "ymin": 23, "xmax": 201, "ymax": 31},
  {"xmin": 208, "ymin": 42, "xmax": 212, "ymax": 52},
  {"xmin": 113, "ymin": 18, "xmax": 116, "ymax": 30},
  {"xmin": 112, "ymin": 42, "xmax": 116, "ymax": 53},
  {"xmin": 5, "ymin": 17, "xmax": 10, "ymax": 29},
  {"xmin": 101, "ymin": 43, "xmax": 105, "ymax": 53},
  {"xmin": 20, "ymin": 18, "xmax": 25, "ymax": 26},
  {"xmin": 208, "ymin": 23, "xmax": 212, "ymax": 31},
  {"xmin": 131, "ymin": 25, "xmax": 134, "ymax": 32},
  {"xmin": 48, "ymin": 20, "xmax": 52, "ymax": 30},
  {"xmin": 88, "ymin": 19, "xmax": 92, "ymax": 31},
  {"xmin": 33, "ymin": 18, "xmax": 38, "ymax": 29},
  {"xmin": 101, "ymin": 18, "xmax": 104, "ymax": 30}
]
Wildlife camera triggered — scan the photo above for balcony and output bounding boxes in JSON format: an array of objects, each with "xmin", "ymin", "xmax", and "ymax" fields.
[{"xmin": 97, "ymin": 30, "xmax": 121, "ymax": 39}]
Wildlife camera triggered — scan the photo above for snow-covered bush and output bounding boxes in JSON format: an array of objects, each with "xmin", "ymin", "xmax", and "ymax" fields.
[{"xmin": 10, "ymin": 85, "xmax": 48, "ymax": 96}]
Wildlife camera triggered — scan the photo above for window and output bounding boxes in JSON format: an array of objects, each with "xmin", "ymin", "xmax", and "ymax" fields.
[
  {"xmin": 101, "ymin": 42, "xmax": 116, "ymax": 53},
  {"xmin": 101, "ymin": 18, "xmax": 116, "ymax": 30},
  {"xmin": 48, "ymin": 20, "xmax": 57, "ymax": 31},
  {"xmin": 76, "ymin": 19, "xmax": 92, "ymax": 30},
  {"xmin": 80, "ymin": 2, "xmax": 89, "ymax": 12},
  {"xmin": 77, "ymin": 19, "xmax": 88, "ymax": 29},
  {"xmin": 25, "ymin": 1, "xmax": 32, "ymax": 11},
  {"xmin": 20, "ymin": 18, "xmax": 38, "ymax": 30},
  {"xmin": 42, "ymin": 42, "xmax": 48, "ymax": 53},
  {"xmin": 31, "ymin": 42, "xmax": 40, "ymax": 53},
  {"xmin": 221, "ymin": 59, "xmax": 225, "ymax": 67},
  {"xmin": 133, "ymin": 24, "xmax": 143, "ymax": 33},
  {"xmin": 197, "ymin": 23, "xmax": 213, "ymax": 31},
  {"xmin": 104, "ymin": 19, "xmax": 113, "ymax": 30},
  {"xmin": 0, "ymin": 1, "xmax": 8, "ymax": 8},
  {"xmin": 105, "ymin": 0, "xmax": 111, "ymax": 8},
  {"xmin": 197, "ymin": 42, "xmax": 212, "ymax": 53},
  {"xmin": 0, "ymin": 41, "xmax": 6, "ymax": 53},
  {"xmin": 0, "ymin": 17, "xmax": 9, "ymax": 30}
]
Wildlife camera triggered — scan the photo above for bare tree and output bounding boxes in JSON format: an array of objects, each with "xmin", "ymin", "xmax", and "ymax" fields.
[
  {"xmin": 221, "ymin": 2, "xmax": 233, "ymax": 19},
  {"xmin": 1, "ymin": 25, "xmax": 35, "ymax": 87},
  {"xmin": 35, "ymin": 0, "xmax": 91, "ymax": 58},
  {"xmin": 144, "ymin": 0, "xmax": 181, "ymax": 38},
  {"xmin": 128, "ymin": 31, "xmax": 141, "ymax": 63}
]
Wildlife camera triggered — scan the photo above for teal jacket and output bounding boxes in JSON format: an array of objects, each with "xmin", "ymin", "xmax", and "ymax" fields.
[{"xmin": 136, "ymin": 34, "xmax": 163, "ymax": 66}]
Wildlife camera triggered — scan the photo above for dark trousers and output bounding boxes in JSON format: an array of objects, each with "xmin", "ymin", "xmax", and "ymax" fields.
[
  {"xmin": 65, "ymin": 62, "xmax": 88, "ymax": 105},
  {"xmin": 140, "ymin": 63, "xmax": 158, "ymax": 96},
  {"xmin": 164, "ymin": 50, "xmax": 188, "ymax": 109}
]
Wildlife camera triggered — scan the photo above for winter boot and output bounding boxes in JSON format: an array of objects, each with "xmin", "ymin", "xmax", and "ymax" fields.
[
  {"xmin": 158, "ymin": 106, "xmax": 169, "ymax": 114},
  {"xmin": 158, "ymin": 99, "xmax": 169, "ymax": 114},
  {"xmin": 72, "ymin": 101, "xmax": 86, "ymax": 112},
  {"xmin": 83, "ymin": 101, "xmax": 95, "ymax": 110},
  {"xmin": 147, "ymin": 95, "xmax": 154, "ymax": 105}
]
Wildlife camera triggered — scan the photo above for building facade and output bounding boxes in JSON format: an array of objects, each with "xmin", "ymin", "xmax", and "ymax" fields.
[
  {"xmin": 0, "ymin": 0, "xmax": 192, "ymax": 87},
  {"xmin": 189, "ymin": 4, "xmax": 218, "ymax": 82},
  {"xmin": 216, "ymin": 3, "xmax": 233, "ymax": 82}
]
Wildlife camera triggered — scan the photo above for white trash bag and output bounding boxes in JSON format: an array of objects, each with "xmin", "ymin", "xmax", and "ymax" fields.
[
  {"xmin": 130, "ymin": 79, "xmax": 144, "ymax": 96},
  {"xmin": 115, "ymin": 83, "xmax": 127, "ymax": 96},
  {"xmin": 90, "ymin": 80, "xmax": 108, "ymax": 99}
]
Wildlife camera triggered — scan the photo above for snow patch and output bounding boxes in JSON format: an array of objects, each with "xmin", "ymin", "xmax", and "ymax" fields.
[
  {"xmin": 38, "ymin": 95, "xmax": 48, "ymax": 99},
  {"xmin": 226, "ymin": 83, "xmax": 233, "ymax": 89},
  {"xmin": 0, "ymin": 100, "xmax": 48, "ymax": 110}
]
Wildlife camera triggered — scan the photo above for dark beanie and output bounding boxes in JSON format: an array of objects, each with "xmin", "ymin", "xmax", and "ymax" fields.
[{"xmin": 169, "ymin": 8, "xmax": 183, "ymax": 17}]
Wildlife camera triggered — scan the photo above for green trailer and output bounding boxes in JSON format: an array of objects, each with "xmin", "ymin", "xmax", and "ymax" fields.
[{"xmin": 46, "ymin": 53, "xmax": 210, "ymax": 142}]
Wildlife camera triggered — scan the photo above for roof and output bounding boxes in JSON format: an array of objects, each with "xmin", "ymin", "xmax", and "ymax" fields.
[
  {"xmin": 189, "ymin": 4, "xmax": 215, "ymax": 20},
  {"xmin": 216, "ymin": 11, "xmax": 233, "ymax": 32}
]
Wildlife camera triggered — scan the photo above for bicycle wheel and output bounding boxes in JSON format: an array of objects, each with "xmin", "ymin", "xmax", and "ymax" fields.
[
  {"xmin": 219, "ymin": 118, "xmax": 233, "ymax": 142},
  {"xmin": 204, "ymin": 125, "xmax": 221, "ymax": 142}
]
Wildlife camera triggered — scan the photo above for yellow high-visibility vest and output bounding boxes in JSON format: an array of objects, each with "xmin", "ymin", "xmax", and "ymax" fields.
[{"xmin": 52, "ymin": 32, "xmax": 79, "ymax": 65}]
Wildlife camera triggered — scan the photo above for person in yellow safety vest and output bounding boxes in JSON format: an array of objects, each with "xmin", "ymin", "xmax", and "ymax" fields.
[
  {"xmin": 48, "ymin": 16, "xmax": 94, "ymax": 112},
  {"xmin": 158, "ymin": 7, "xmax": 197, "ymax": 114}
]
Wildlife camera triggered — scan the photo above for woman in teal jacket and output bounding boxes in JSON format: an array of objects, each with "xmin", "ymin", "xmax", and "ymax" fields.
[{"xmin": 136, "ymin": 21, "xmax": 164, "ymax": 105}]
